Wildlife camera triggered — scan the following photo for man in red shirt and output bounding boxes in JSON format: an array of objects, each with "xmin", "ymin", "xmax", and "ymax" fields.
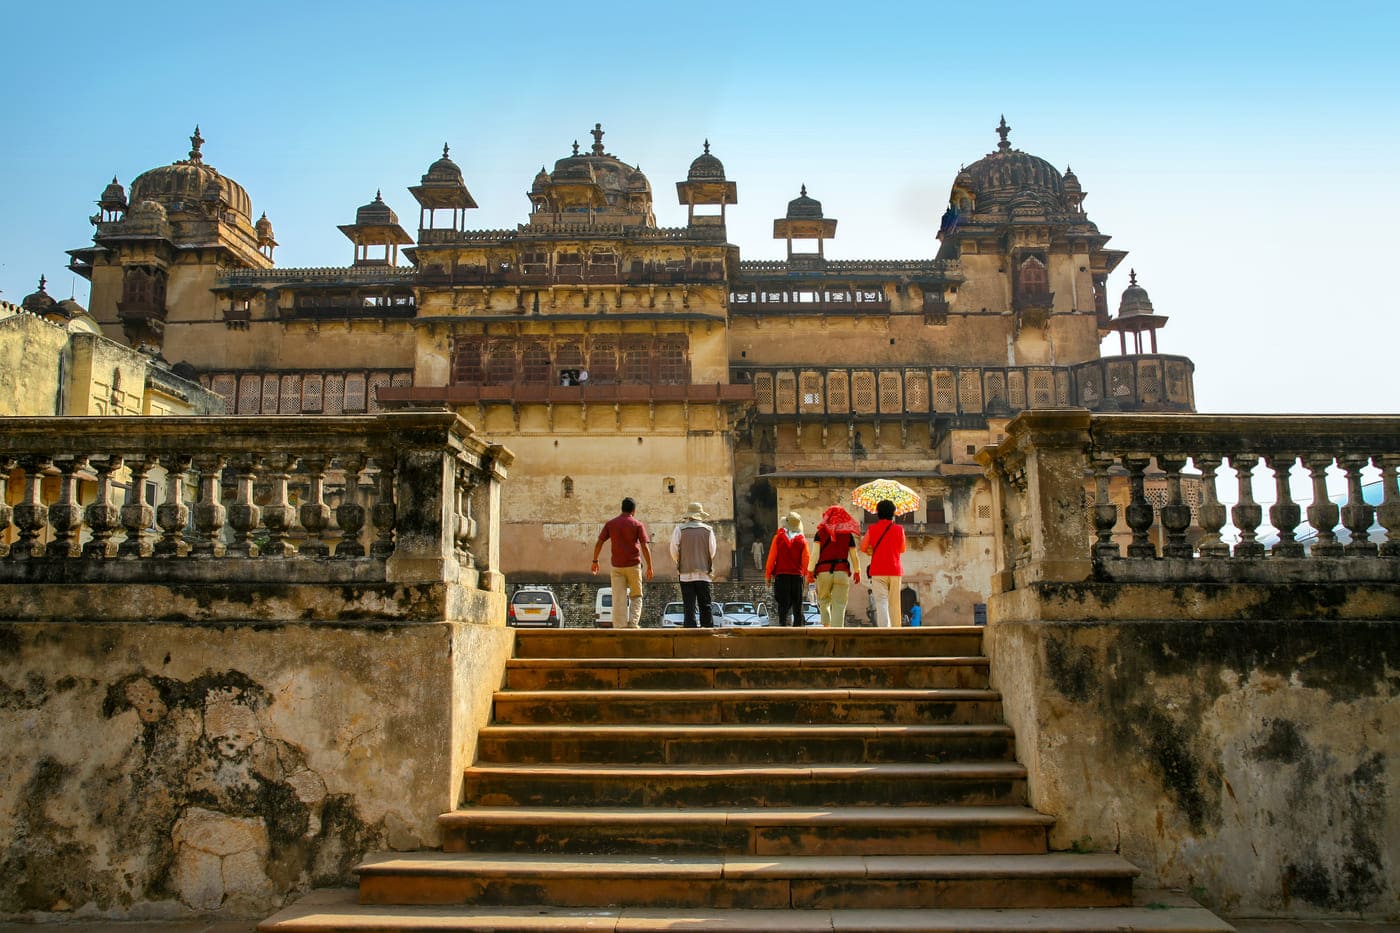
[{"xmin": 591, "ymin": 497, "xmax": 654, "ymax": 628}]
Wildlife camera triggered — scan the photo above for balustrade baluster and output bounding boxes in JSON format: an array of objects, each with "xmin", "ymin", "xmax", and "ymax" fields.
[
  {"xmin": 1265, "ymin": 454, "xmax": 1304, "ymax": 558},
  {"xmin": 1160, "ymin": 456, "xmax": 1194, "ymax": 558},
  {"xmin": 1195, "ymin": 454, "xmax": 1228, "ymax": 558},
  {"xmin": 190, "ymin": 455, "xmax": 228, "ymax": 559},
  {"xmin": 1378, "ymin": 455, "xmax": 1400, "ymax": 558},
  {"xmin": 226, "ymin": 456, "xmax": 263, "ymax": 557},
  {"xmin": 453, "ymin": 466, "xmax": 478, "ymax": 566},
  {"xmin": 10, "ymin": 457, "xmax": 51, "ymax": 561},
  {"xmin": 83, "ymin": 456, "xmax": 125, "ymax": 559},
  {"xmin": 334, "ymin": 455, "xmax": 367, "ymax": 558},
  {"xmin": 118, "ymin": 457, "xmax": 156, "ymax": 558},
  {"xmin": 155, "ymin": 456, "xmax": 192, "ymax": 557},
  {"xmin": 1124, "ymin": 455, "xmax": 1156, "ymax": 559},
  {"xmin": 0, "ymin": 458, "xmax": 12, "ymax": 558},
  {"xmin": 1230, "ymin": 454, "xmax": 1265, "ymax": 559},
  {"xmin": 298, "ymin": 457, "xmax": 331, "ymax": 558},
  {"xmin": 1091, "ymin": 457, "xmax": 1120, "ymax": 561},
  {"xmin": 259, "ymin": 454, "xmax": 297, "ymax": 558},
  {"xmin": 1340, "ymin": 456, "xmax": 1378, "ymax": 557},
  {"xmin": 47, "ymin": 456, "xmax": 88, "ymax": 558},
  {"xmin": 1305, "ymin": 455, "xmax": 1343, "ymax": 557},
  {"xmin": 370, "ymin": 456, "xmax": 396, "ymax": 560}
]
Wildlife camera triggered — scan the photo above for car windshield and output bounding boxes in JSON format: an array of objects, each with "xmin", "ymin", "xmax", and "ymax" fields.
[
  {"xmin": 513, "ymin": 592, "xmax": 553, "ymax": 605},
  {"xmin": 725, "ymin": 603, "xmax": 755, "ymax": 614},
  {"xmin": 663, "ymin": 603, "xmax": 684, "ymax": 614}
]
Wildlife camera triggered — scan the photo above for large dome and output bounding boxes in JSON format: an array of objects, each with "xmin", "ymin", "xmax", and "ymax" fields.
[
  {"xmin": 537, "ymin": 124, "xmax": 650, "ymax": 211},
  {"xmin": 957, "ymin": 116, "xmax": 1065, "ymax": 209},
  {"xmin": 128, "ymin": 126, "xmax": 253, "ymax": 222}
]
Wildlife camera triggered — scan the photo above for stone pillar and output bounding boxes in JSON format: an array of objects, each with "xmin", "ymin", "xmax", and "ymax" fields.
[
  {"xmin": 384, "ymin": 446, "xmax": 460, "ymax": 585},
  {"xmin": 467, "ymin": 444, "xmax": 511, "ymax": 593},
  {"xmin": 1004, "ymin": 409, "xmax": 1094, "ymax": 588}
]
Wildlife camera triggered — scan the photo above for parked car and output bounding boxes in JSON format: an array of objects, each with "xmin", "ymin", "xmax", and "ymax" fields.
[
  {"xmin": 660, "ymin": 601, "xmax": 732, "ymax": 628},
  {"xmin": 594, "ymin": 587, "xmax": 613, "ymax": 628},
  {"xmin": 722, "ymin": 602, "xmax": 770, "ymax": 627},
  {"xmin": 802, "ymin": 603, "xmax": 822, "ymax": 626},
  {"xmin": 508, "ymin": 587, "xmax": 564, "ymax": 628}
]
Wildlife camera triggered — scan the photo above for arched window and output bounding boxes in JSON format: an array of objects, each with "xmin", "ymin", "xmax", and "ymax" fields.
[
  {"xmin": 1018, "ymin": 256, "xmax": 1048, "ymax": 296},
  {"xmin": 662, "ymin": 476, "xmax": 676, "ymax": 495},
  {"xmin": 562, "ymin": 476, "xmax": 574, "ymax": 498}
]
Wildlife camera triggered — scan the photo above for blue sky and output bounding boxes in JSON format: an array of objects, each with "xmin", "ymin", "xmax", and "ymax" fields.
[{"xmin": 3, "ymin": 0, "xmax": 1396, "ymax": 413}]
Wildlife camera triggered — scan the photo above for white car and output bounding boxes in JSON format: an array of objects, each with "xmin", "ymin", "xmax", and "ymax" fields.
[
  {"xmin": 660, "ymin": 601, "xmax": 730, "ymax": 628},
  {"xmin": 508, "ymin": 587, "xmax": 564, "ymax": 628},
  {"xmin": 721, "ymin": 602, "xmax": 771, "ymax": 627}
]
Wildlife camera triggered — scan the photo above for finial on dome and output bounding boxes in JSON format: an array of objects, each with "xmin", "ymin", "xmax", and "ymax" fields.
[
  {"xmin": 37, "ymin": 275, "xmax": 48, "ymax": 293},
  {"xmin": 703, "ymin": 139, "xmax": 711, "ymax": 155},
  {"xmin": 189, "ymin": 125, "xmax": 204, "ymax": 163},
  {"xmin": 572, "ymin": 139, "xmax": 580, "ymax": 156},
  {"xmin": 996, "ymin": 115, "xmax": 1011, "ymax": 152},
  {"xmin": 442, "ymin": 142, "xmax": 450, "ymax": 158},
  {"xmin": 1129, "ymin": 268, "xmax": 1138, "ymax": 287},
  {"xmin": 800, "ymin": 184, "xmax": 808, "ymax": 197},
  {"xmin": 591, "ymin": 122, "xmax": 605, "ymax": 155},
  {"xmin": 375, "ymin": 189, "xmax": 383, "ymax": 202}
]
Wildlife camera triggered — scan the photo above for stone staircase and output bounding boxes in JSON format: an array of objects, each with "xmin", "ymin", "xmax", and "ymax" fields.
[{"xmin": 260, "ymin": 628, "xmax": 1233, "ymax": 931}]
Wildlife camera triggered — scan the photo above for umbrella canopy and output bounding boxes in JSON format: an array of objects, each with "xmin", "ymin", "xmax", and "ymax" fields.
[{"xmin": 851, "ymin": 478, "xmax": 922, "ymax": 516}]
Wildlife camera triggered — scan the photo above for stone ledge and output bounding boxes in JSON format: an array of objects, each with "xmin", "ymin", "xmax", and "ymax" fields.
[
  {"xmin": 0, "ymin": 581, "xmax": 505, "ymax": 624},
  {"xmin": 991, "ymin": 581, "xmax": 1400, "ymax": 623}
]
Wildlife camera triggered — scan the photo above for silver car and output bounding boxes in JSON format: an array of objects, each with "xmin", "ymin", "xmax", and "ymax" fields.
[
  {"xmin": 661, "ymin": 600, "xmax": 730, "ymax": 628},
  {"xmin": 721, "ymin": 602, "xmax": 771, "ymax": 627}
]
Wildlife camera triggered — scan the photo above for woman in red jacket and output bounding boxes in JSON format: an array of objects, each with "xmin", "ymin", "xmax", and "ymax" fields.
[
  {"xmin": 765, "ymin": 511, "xmax": 811, "ymax": 626},
  {"xmin": 860, "ymin": 499, "xmax": 906, "ymax": 627}
]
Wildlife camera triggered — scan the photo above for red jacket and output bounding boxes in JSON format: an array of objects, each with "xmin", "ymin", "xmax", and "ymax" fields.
[{"xmin": 765, "ymin": 530, "xmax": 810, "ymax": 578}]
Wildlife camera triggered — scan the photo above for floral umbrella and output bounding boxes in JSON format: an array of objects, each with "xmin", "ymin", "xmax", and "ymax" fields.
[{"xmin": 851, "ymin": 478, "xmax": 922, "ymax": 516}]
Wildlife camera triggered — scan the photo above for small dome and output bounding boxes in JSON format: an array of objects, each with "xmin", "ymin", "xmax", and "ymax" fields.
[
  {"xmin": 99, "ymin": 176, "xmax": 127, "ymax": 210},
  {"xmin": 20, "ymin": 276, "xmax": 57, "ymax": 314},
  {"xmin": 255, "ymin": 212, "xmax": 274, "ymax": 236},
  {"xmin": 1062, "ymin": 165, "xmax": 1081, "ymax": 194},
  {"xmin": 531, "ymin": 166, "xmax": 550, "ymax": 193},
  {"xmin": 128, "ymin": 126, "xmax": 253, "ymax": 221},
  {"xmin": 1118, "ymin": 270, "xmax": 1156, "ymax": 318},
  {"xmin": 955, "ymin": 116, "xmax": 1065, "ymax": 210},
  {"xmin": 687, "ymin": 140, "xmax": 726, "ymax": 182},
  {"xmin": 786, "ymin": 185, "xmax": 824, "ymax": 220},
  {"xmin": 627, "ymin": 165, "xmax": 651, "ymax": 193},
  {"xmin": 355, "ymin": 191, "xmax": 398, "ymax": 225},
  {"xmin": 424, "ymin": 143, "xmax": 464, "ymax": 184}
]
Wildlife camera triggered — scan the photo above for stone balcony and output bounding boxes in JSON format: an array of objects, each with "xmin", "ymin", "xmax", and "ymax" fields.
[
  {"xmin": 0, "ymin": 412, "xmax": 513, "ymax": 621},
  {"xmin": 977, "ymin": 409, "xmax": 1400, "ymax": 619}
]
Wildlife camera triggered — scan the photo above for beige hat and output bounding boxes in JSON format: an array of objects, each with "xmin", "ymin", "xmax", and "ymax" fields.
[
  {"xmin": 680, "ymin": 501, "xmax": 710, "ymax": 521},
  {"xmin": 783, "ymin": 511, "xmax": 804, "ymax": 533}
]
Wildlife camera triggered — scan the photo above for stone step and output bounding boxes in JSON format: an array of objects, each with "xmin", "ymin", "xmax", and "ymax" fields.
[
  {"xmin": 439, "ymin": 805, "xmax": 1053, "ymax": 856},
  {"xmin": 259, "ymin": 887, "xmax": 1238, "ymax": 932},
  {"xmin": 462, "ymin": 762, "xmax": 1027, "ymax": 809},
  {"xmin": 504, "ymin": 656, "xmax": 991, "ymax": 691},
  {"xmin": 475, "ymin": 723, "xmax": 1017, "ymax": 765},
  {"xmin": 492, "ymin": 688, "xmax": 1003, "ymax": 726},
  {"xmin": 353, "ymin": 852, "xmax": 1138, "ymax": 910},
  {"xmin": 512, "ymin": 628, "xmax": 985, "ymax": 660}
]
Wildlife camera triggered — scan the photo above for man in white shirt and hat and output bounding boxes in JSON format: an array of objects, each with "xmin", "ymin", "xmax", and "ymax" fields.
[{"xmin": 669, "ymin": 502, "xmax": 717, "ymax": 628}]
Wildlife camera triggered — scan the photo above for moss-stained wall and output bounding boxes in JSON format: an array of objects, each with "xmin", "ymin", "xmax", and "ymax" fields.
[
  {"xmin": 989, "ymin": 617, "xmax": 1400, "ymax": 919},
  {"xmin": 0, "ymin": 617, "xmax": 513, "ymax": 920}
]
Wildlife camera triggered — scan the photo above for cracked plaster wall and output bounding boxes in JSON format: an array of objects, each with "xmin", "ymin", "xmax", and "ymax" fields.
[
  {"xmin": 0, "ymin": 617, "xmax": 513, "ymax": 920},
  {"xmin": 989, "ymin": 617, "xmax": 1400, "ymax": 920}
]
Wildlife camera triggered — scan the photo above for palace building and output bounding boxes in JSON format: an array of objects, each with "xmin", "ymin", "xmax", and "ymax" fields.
[{"xmin": 60, "ymin": 118, "xmax": 1194, "ymax": 622}]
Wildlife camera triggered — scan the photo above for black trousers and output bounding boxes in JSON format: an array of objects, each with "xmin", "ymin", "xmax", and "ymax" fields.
[
  {"xmin": 680, "ymin": 579, "xmax": 714, "ymax": 627},
  {"xmin": 772, "ymin": 574, "xmax": 805, "ymax": 626}
]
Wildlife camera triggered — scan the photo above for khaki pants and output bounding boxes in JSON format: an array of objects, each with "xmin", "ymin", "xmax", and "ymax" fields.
[
  {"xmin": 610, "ymin": 565, "xmax": 644, "ymax": 628},
  {"xmin": 870, "ymin": 575, "xmax": 902, "ymax": 627},
  {"xmin": 814, "ymin": 570, "xmax": 852, "ymax": 627}
]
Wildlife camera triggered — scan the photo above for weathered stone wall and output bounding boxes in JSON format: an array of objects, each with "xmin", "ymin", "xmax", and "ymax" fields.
[
  {"xmin": 989, "ymin": 617, "xmax": 1400, "ymax": 920},
  {"xmin": 0, "ymin": 616, "xmax": 514, "ymax": 920}
]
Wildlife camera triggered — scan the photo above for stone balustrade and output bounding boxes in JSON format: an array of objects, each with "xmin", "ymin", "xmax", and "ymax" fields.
[
  {"xmin": 978, "ymin": 410, "xmax": 1400, "ymax": 612},
  {"xmin": 0, "ymin": 412, "xmax": 512, "ymax": 600}
]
